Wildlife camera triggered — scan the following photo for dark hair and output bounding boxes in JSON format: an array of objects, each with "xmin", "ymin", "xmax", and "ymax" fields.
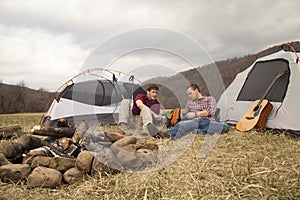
[
  {"xmin": 188, "ymin": 84, "xmax": 200, "ymax": 92},
  {"xmin": 147, "ymin": 84, "xmax": 159, "ymax": 91}
]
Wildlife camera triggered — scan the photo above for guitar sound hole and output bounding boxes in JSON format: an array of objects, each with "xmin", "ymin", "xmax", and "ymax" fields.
[{"xmin": 253, "ymin": 105, "xmax": 259, "ymax": 112}]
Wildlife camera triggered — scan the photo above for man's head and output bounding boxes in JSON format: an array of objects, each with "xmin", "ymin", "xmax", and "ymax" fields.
[
  {"xmin": 187, "ymin": 84, "xmax": 203, "ymax": 100},
  {"xmin": 146, "ymin": 84, "xmax": 159, "ymax": 100}
]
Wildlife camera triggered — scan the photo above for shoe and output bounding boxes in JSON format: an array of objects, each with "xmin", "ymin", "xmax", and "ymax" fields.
[
  {"xmin": 147, "ymin": 123, "xmax": 159, "ymax": 136},
  {"xmin": 154, "ymin": 131, "xmax": 171, "ymax": 139},
  {"xmin": 147, "ymin": 123, "xmax": 170, "ymax": 139}
]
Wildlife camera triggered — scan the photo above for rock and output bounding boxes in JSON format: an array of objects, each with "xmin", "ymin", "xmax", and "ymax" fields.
[
  {"xmin": 0, "ymin": 141, "xmax": 24, "ymax": 163},
  {"xmin": 72, "ymin": 121, "xmax": 89, "ymax": 144},
  {"xmin": 83, "ymin": 142, "xmax": 109, "ymax": 153},
  {"xmin": 75, "ymin": 151, "xmax": 94, "ymax": 174},
  {"xmin": 0, "ymin": 164, "xmax": 31, "ymax": 183},
  {"xmin": 49, "ymin": 157, "xmax": 76, "ymax": 172},
  {"xmin": 91, "ymin": 148, "xmax": 121, "ymax": 176},
  {"xmin": 23, "ymin": 155, "xmax": 39, "ymax": 165},
  {"xmin": 82, "ymin": 126, "xmax": 112, "ymax": 151},
  {"xmin": 119, "ymin": 144, "xmax": 137, "ymax": 152},
  {"xmin": 111, "ymin": 141, "xmax": 159, "ymax": 172},
  {"xmin": 99, "ymin": 137, "xmax": 159, "ymax": 172},
  {"xmin": 0, "ymin": 153, "xmax": 12, "ymax": 166},
  {"xmin": 136, "ymin": 143, "xmax": 159, "ymax": 152},
  {"xmin": 16, "ymin": 135, "xmax": 42, "ymax": 152},
  {"xmin": 110, "ymin": 136, "xmax": 139, "ymax": 157},
  {"xmin": 111, "ymin": 146, "xmax": 137, "ymax": 170},
  {"xmin": 112, "ymin": 136, "xmax": 137, "ymax": 148},
  {"xmin": 30, "ymin": 156, "xmax": 75, "ymax": 172},
  {"xmin": 136, "ymin": 148, "xmax": 151, "ymax": 153},
  {"xmin": 63, "ymin": 167, "xmax": 83, "ymax": 184},
  {"xmin": 31, "ymin": 156, "xmax": 52, "ymax": 168},
  {"xmin": 27, "ymin": 166, "xmax": 62, "ymax": 188},
  {"xmin": 22, "ymin": 148, "xmax": 50, "ymax": 165},
  {"xmin": 105, "ymin": 131, "xmax": 126, "ymax": 142}
]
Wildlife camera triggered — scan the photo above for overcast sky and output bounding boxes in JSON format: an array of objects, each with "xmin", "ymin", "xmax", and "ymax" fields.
[{"xmin": 0, "ymin": 0, "xmax": 299, "ymax": 91}]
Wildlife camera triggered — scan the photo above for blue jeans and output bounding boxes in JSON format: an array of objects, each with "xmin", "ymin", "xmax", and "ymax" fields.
[{"xmin": 165, "ymin": 118, "xmax": 229, "ymax": 140}]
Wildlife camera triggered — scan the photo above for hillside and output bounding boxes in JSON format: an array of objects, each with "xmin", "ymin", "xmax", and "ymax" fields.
[
  {"xmin": 144, "ymin": 54, "xmax": 255, "ymax": 108},
  {"xmin": 0, "ymin": 83, "xmax": 54, "ymax": 114},
  {"xmin": 145, "ymin": 41, "xmax": 300, "ymax": 108},
  {"xmin": 1, "ymin": 41, "xmax": 299, "ymax": 113},
  {"xmin": 0, "ymin": 55, "xmax": 252, "ymax": 114}
]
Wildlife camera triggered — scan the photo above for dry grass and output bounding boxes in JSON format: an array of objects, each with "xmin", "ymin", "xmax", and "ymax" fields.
[
  {"xmin": 0, "ymin": 114, "xmax": 299, "ymax": 199},
  {"xmin": 0, "ymin": 113, "xmax": 43, "ymax": 133}
]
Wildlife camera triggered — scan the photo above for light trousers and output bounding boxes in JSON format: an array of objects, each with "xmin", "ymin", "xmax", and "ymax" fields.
[{"xmin": 118, "ymin": 99, "xmax": 153, "ymax": 130}]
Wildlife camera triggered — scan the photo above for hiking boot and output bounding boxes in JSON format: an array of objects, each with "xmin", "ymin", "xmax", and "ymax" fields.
[
  {"xmin": 154, "ymin": 131, "xmax": 171, "ymax": 139},
  {"xmin": 147, "ymin": 123, "xmax": 159, "ymax": 136},
  {"xmin": 147, "ymin": 123, "xmax": 170, "ymax": 139}
]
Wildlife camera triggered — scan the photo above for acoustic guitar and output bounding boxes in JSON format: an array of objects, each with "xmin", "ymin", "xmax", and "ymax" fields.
[{"xmin": 236, "ymin": 70, "xmax": 287, "ymax": 131}]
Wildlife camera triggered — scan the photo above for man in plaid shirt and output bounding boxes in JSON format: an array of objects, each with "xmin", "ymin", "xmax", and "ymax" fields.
[
  {"xmin": 165, "ymin": 84, "xmax": 229, "ymax": 140},
  {"xmin": 183, "ymin": 84, "xmax": 217, "ymax": 120}
]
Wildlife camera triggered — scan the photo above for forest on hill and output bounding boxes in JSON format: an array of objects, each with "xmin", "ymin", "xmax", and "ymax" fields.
[
  {"xmin": 0, "ymin": 82, "xmax": 54, "ymax": 114},
  {"xmin": 1, "ymin": 41, "xmax": 298, "ymax": 113},
  {"xmin": 0, "ymin": 55, "xmax": 251, "ymax": 114}
]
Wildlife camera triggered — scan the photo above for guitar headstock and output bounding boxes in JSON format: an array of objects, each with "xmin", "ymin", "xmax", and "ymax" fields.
[{"xmin": 276, "ymin": 70, "xmax": 288, "ymax": 79}]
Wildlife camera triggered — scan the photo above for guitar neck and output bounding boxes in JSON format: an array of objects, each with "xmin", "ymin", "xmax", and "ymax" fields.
[{"xmin": 257, "ymin": 75, "xmax": 280, "ymax": 106}]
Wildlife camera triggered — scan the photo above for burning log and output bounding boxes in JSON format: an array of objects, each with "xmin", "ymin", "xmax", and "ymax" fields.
[
  {"xmin": 33, "ymin": 127, "xmax": 76, "ymax": 138},
  {"xmin": 41, "ymin": 137, "xmax": 80, "ymax": 158}
]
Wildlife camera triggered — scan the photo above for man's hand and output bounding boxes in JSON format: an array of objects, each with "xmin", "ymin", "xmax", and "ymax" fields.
[
  {"xmin": 185, "ymin": 112, "xmax": 197, "ymax": 119},
  {"xmin": 152, "ymin": 112, "xmax": 162, "ymax": 120},
  {"xmin": 199, "ymin": 110, "xmax": 209, "ymax": 117},
  {"xmin": 152, "ymin": 111, "xmax": 167, "ymax": 122},
  {"xmin": 185, "ymin": 110, "xmax": 209, "ymax": 119}
]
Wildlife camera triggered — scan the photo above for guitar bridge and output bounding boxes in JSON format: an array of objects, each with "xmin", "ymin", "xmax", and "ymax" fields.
[{"xmin": 246, "ymin": 116, "xmax": 254, "ymax": 120}]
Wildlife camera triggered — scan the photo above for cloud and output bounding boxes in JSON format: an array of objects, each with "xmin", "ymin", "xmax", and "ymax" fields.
[
  {"xmin": 0, "ymin": 0, "xmax": 299, "ymax": 91},
  {"xmin": 0, "ymin": 25, "xmax": 89, "ymax": 91}
]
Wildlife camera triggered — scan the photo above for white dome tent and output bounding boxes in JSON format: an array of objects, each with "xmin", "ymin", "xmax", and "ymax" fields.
[
  {"xmin": 41, "ymin": 68, "xmax": 143, "ymax": 127},
  {"xmin": 218, "ymin": 43, "xmax": 300, "ymax": 137}
]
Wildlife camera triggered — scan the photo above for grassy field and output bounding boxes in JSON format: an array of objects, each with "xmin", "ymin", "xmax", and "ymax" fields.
[
  {"xmin": 0, "ymin": 113, "xmax": 43, "ymax": 132},
  {"xmin": 0, "ymin": 113, "xmax": 299, "ymax": 199}
]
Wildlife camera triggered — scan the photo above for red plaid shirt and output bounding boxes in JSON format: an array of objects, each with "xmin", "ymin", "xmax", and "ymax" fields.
[{"xmin": 184, "ymin": 96, "xmax": 216, "ymax": 120}]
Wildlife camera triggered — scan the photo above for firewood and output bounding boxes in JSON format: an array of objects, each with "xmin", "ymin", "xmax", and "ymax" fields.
[
  {"xmin": 0, "ymin": 124, "xmax": 23, "ymax": 139},
  {"xmin": 0, "ymin": 124, "xmax": 22, "ymax": 133},
  {"xmin": 33, "ymin": 127, "xmax": 76, "ymax": 138}
]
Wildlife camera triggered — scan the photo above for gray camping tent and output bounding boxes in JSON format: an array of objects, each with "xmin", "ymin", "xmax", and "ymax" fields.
[{"xmin": 218, "ymin": 48, "xmax": 300, "ymax": 135}]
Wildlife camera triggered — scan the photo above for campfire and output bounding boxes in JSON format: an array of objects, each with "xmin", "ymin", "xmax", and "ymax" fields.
[{"xmin": 0, "ymin": 119, "xmax": 169, "ymax": 188}]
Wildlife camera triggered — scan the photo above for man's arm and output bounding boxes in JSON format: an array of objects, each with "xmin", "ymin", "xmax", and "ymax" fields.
[
  {"xmin": 185, "ymin": 97, "xmax": 216, "ymax": 119},
  {"xmin": 195, "ymin": 110, "xmax": 209, "ymax": 117},
  {"xmin": 136, "ymin": 99, "xmax": 161, "ymax": 120},
  {"xmin": 205, "ymin": 96, "xmax": 217, "ymax": 117},
  {"xmin": 194, "ymin": 97, "xmax": 216, "ymax": 118},
  {"xmin": 135, "ymin": 99, "xmax": 146, "ymax": 110},
  {"xmin": 185, "ymin": 110, "xmax": 208, "ymax": 119}
]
